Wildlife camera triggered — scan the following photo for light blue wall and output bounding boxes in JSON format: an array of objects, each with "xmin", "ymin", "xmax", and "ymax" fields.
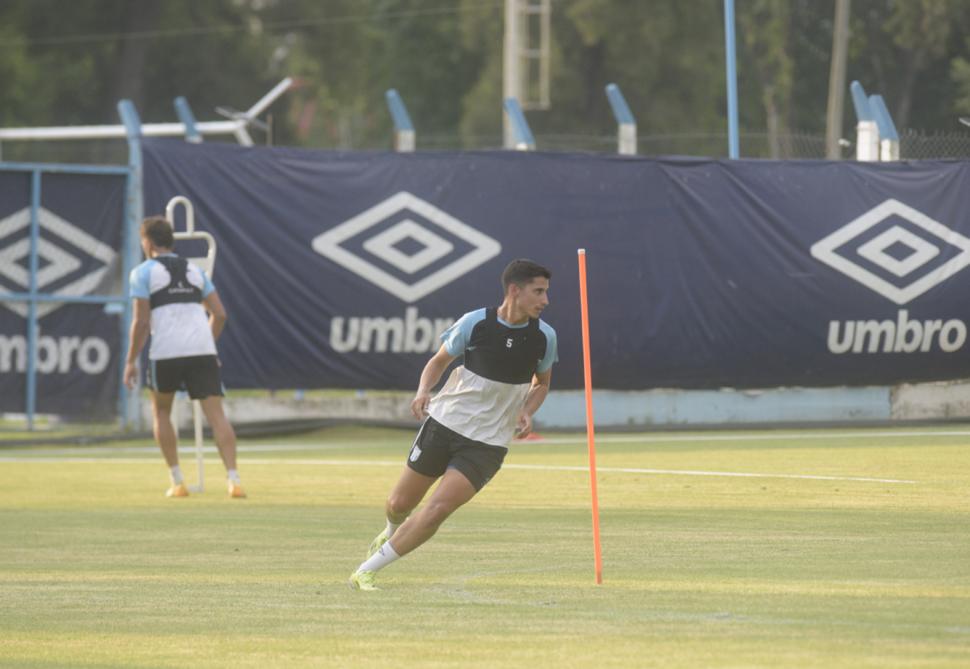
[{"xmin": 536, "ymin": 387, "xmax": 891, "ymax": 429}]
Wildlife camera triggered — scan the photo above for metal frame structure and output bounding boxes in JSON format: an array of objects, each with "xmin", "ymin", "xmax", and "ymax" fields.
[
  {"xmin": 165, "ymin": 195, "xmax": 215, "ymax": 493},
  {"xmin": 0, "ymin": 78, "xmax": 293, "ymax": 152},
  {"xmin": 0, "ymin": 80, "xmax": 292, "ymax": 431},
  {"xmin": 0, "ymin": 161, "xmax": 133, "ymax": 430}
]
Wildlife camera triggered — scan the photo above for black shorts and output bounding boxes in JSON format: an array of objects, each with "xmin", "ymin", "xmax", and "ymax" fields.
[
  {"xmin": 407, "ymin": 417, "xmax": 508, "ymax": 492},
  {"xmin": 147, "ymin": 355, "xmax": 224, "ymax": 399}
]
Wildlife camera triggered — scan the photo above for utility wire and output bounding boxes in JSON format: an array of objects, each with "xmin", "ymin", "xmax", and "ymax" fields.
[{"xmin": 0, "ymin": 2, "xmax": 504, "ymax": 49}]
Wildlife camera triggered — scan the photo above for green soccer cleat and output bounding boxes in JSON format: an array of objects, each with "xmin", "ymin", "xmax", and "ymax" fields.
[
  {"xmin": 348, "ymin": 570, "xmax": 379, "ymax": 591},
  {"xmin": 366, "ymin": 529, "xmax": 389, "ymax": 559}
]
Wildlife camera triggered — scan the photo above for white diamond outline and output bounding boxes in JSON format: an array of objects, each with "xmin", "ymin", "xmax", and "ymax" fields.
[
  {"xmin": 0, "ymin": 237, "xmax": 82, "ymax": 287},
  {"xmin": 311, "ymin": 191, "xmax": 502, "ymax": 303},
  {"xmin": 855, "ymin": 225, "xmax": 939, "ymax": 278},
  {"xmin": 0, "ymin": 206, "xmax": 117, "ymax": 318},
  {"xmin": 361, "ymin": 219, "xmax": 454, "ymax": 275},
  {"xmin": 810, "ymin": 199, "xmax": 970, "ymax": 305}
]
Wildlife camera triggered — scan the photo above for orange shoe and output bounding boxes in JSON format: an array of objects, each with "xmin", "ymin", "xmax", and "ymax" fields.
[
  {"xmin": 165, "ymin": 483, "xmax": 189, "ymax": 498},
  {"xmin": 228, "ymin": 481, "xmax": 247, "ymax": 499}
]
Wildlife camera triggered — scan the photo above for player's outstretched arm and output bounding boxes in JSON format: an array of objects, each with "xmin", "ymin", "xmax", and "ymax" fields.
[{"xmin": 410, "ymin": 345, "xmax": 457, "ymax": 419}]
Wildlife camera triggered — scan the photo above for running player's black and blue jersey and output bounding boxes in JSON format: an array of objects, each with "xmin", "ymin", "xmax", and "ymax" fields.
[{"xmin": 428, "ymin": 307, "xmax": 558, "ymax": 447}]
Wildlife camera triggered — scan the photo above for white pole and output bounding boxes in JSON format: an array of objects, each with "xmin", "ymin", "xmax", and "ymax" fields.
[
  {"xmin": 191, "ymin": 401, "xmax": 205, "ymax": 493},
  {"xmin": 856, "ymin": 120, "xmax": 879, "ymax": 161},
  {"xmin": 503, "ymin": 0, "xmax": 521, "ymax": 149},
  {"xmin": 166, "ymin": 195, "xmax": 218, "ymax": 493}
]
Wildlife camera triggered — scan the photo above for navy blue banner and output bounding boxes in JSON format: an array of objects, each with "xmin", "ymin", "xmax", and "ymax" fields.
[
  {"xmin": 0, "ymin": 172, "xmax": 125, "ymax": 415},
  {"xmin": 142, "ymin": 139, "xmax": 970, "ymax": 390}
]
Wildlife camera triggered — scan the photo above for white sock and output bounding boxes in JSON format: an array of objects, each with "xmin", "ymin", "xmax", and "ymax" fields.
[
  {"xmin": 170, "ymin": 465, "xmax": 183, "ymax": 485},
  {"xmin": 227, "ymin": 469, "xmax": 241, "ymax": 484},
  {"xmin": 357, "ymin": 541, "xmax": 400, "ymax": 574},
  {"xmin": 386, "ymin": 519, "xmax": 401, "ymax": 538}
]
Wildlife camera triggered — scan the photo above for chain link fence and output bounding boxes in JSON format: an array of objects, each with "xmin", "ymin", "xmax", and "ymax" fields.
[
  {"xmin": 898, "ymin": 130, "xmax": 970, "ymax": 159},
  {"xmin": 422, "ymin": 130, "xmax": 970, "ymax": 160},
  {"xmin": 5, "ymin": 130, "xmax": 970, "ymax": 162}
]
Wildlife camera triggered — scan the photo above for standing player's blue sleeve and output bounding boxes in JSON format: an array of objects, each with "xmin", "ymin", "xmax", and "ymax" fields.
[
  {"xmin": 200, "ymin": 269, "xmax": 215, "ymax": 298},
  {"xmin": 536, "ymin": 322, "xmax": 558, "ymax": 373},
  {"xmin": 129, "ymin": 262, "xmax": 152, "ymax": 299},
  {"xmin": 439, "ymin": 308, "xmax": 486, "ymax": 357}
]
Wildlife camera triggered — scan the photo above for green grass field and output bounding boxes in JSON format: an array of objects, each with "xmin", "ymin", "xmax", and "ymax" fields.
[{"xmin": 1, "ymin": 425, "xmax": 969, "ymax": 668}]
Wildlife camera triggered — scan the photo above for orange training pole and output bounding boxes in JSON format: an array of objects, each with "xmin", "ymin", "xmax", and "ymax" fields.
[{"xmin": 577, "ymin": 248, "xmax": 603, "ymax": 584}]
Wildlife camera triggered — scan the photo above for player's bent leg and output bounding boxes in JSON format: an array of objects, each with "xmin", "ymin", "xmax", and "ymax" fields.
[
  {"xmin": 366, "ymin": 467, "xmax": 437, "ymax": 558},
  {"xmin": 198, "ymin": 396, "xmax": 237, "ymax": 469},
  {"xmin": 387, "ymin": 467, "xmax": 437, "ymax": 521},
  {"xmin": 387, "ymin": 467, "xmax": 477, "ymax": 558},
  {"xmin": 351, "ymin": 470, "xmax": 474, "ymax": 589}
]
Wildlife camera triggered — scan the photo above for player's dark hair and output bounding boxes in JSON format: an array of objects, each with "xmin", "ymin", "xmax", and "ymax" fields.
[
  {"xmin": 141, "ymin": 216, "xmax": 174, "ymax": 250},
  {"xmin": 501, "ymin": 259, "xmax": 551, "ymax": 291}
]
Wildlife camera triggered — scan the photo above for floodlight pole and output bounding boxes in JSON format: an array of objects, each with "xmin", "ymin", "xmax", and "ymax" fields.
[
  {"xmin": 503, "ymin": 0, "xmax": 523, "ymax": 149},
  {"xmin": 825, "ymin": 0, "xmax": 851, "ymax": 158}
]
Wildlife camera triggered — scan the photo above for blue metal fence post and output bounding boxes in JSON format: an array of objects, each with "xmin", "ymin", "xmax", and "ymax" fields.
[
  {"xmin": 174, "ymin": 97, "xmax": 203, "ymax": 144},
  {"xmin": 605, "ymin": 83, "xmax": 637, "ymax": 155},
  {"xmin": 869, "ymin": 94, "xmax": 900, "ymax": 161},
  {"xmin": 850, "ymin": 81, "xmax": 879, "ymax": 161},
  {"xmin": 385, "ymin": 89, "xmax": 415, "ymax": 152},
  {"xmin": 24, "ymin": 170, "xmax": 41, "ymax": 430},
  {"xmin": 502, "ymin": 97, "xmax": 536, "ymax": 151},
  {"xmin": 724, "ymin": 0, "xmax": 740, "ymax": 158},
  {"xmin": 117, "ymin": 99, "xmax": 144, "ymax": 429}
]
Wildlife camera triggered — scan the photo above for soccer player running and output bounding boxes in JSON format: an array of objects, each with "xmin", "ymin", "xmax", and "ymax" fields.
[
  {"xmin": 350, "ymin": 259, "xmax": 558, "ymax": 590},
  {"xmin": 123, "ymin": 216, "xmax": 245, "ymax": 499}
]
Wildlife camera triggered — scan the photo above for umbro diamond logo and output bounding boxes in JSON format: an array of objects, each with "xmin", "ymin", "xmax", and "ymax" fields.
[
  {"xmin": 810, "ymin": 199, "xmax": 970, "ymax": 305},
  {"xmin": 0, "ymin": 206, "xmax": 116, "ymax": 318},
  {"xmin": 311, "ymin": 192, "xmax": 501, "ymax": 303}
]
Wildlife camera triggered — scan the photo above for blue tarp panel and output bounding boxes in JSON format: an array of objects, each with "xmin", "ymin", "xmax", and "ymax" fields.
[{"xmin": 141, "ymin": 139, "xmax": 970, "ymax": 390}]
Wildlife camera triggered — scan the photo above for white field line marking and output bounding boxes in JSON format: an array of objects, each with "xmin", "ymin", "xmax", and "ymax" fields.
[
  {"xmin": 0, "ymin": 456, "xmax": 917, "ymax": 484},
  {"xmin": 504, "ymin": 463, "xmax": 916, "ymax": 484},
  {"xmin": 520, "ymin": 430, "xmax": 970, "ymax": 445},
  {"xmin": 3, "ymin": 427, "xmax": 970, "ymax": 459},
  {"xmin": 0, "ymin": 442, "xmax": 374, "ymax": 457}
]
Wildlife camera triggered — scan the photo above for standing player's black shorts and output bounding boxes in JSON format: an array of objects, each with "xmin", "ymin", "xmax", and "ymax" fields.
[
  {"xmin": 407, "ymin": 417, "xmax": 507, "ymax": 491},
  {"xmin": 147, "ymin": 355, "xmax": 224, "ymax": 399}
]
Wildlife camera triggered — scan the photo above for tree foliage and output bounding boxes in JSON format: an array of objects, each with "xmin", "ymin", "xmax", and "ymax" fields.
[{"xmin": 1, "ymin": 0, "xmax": 970, "ymax": 159}]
